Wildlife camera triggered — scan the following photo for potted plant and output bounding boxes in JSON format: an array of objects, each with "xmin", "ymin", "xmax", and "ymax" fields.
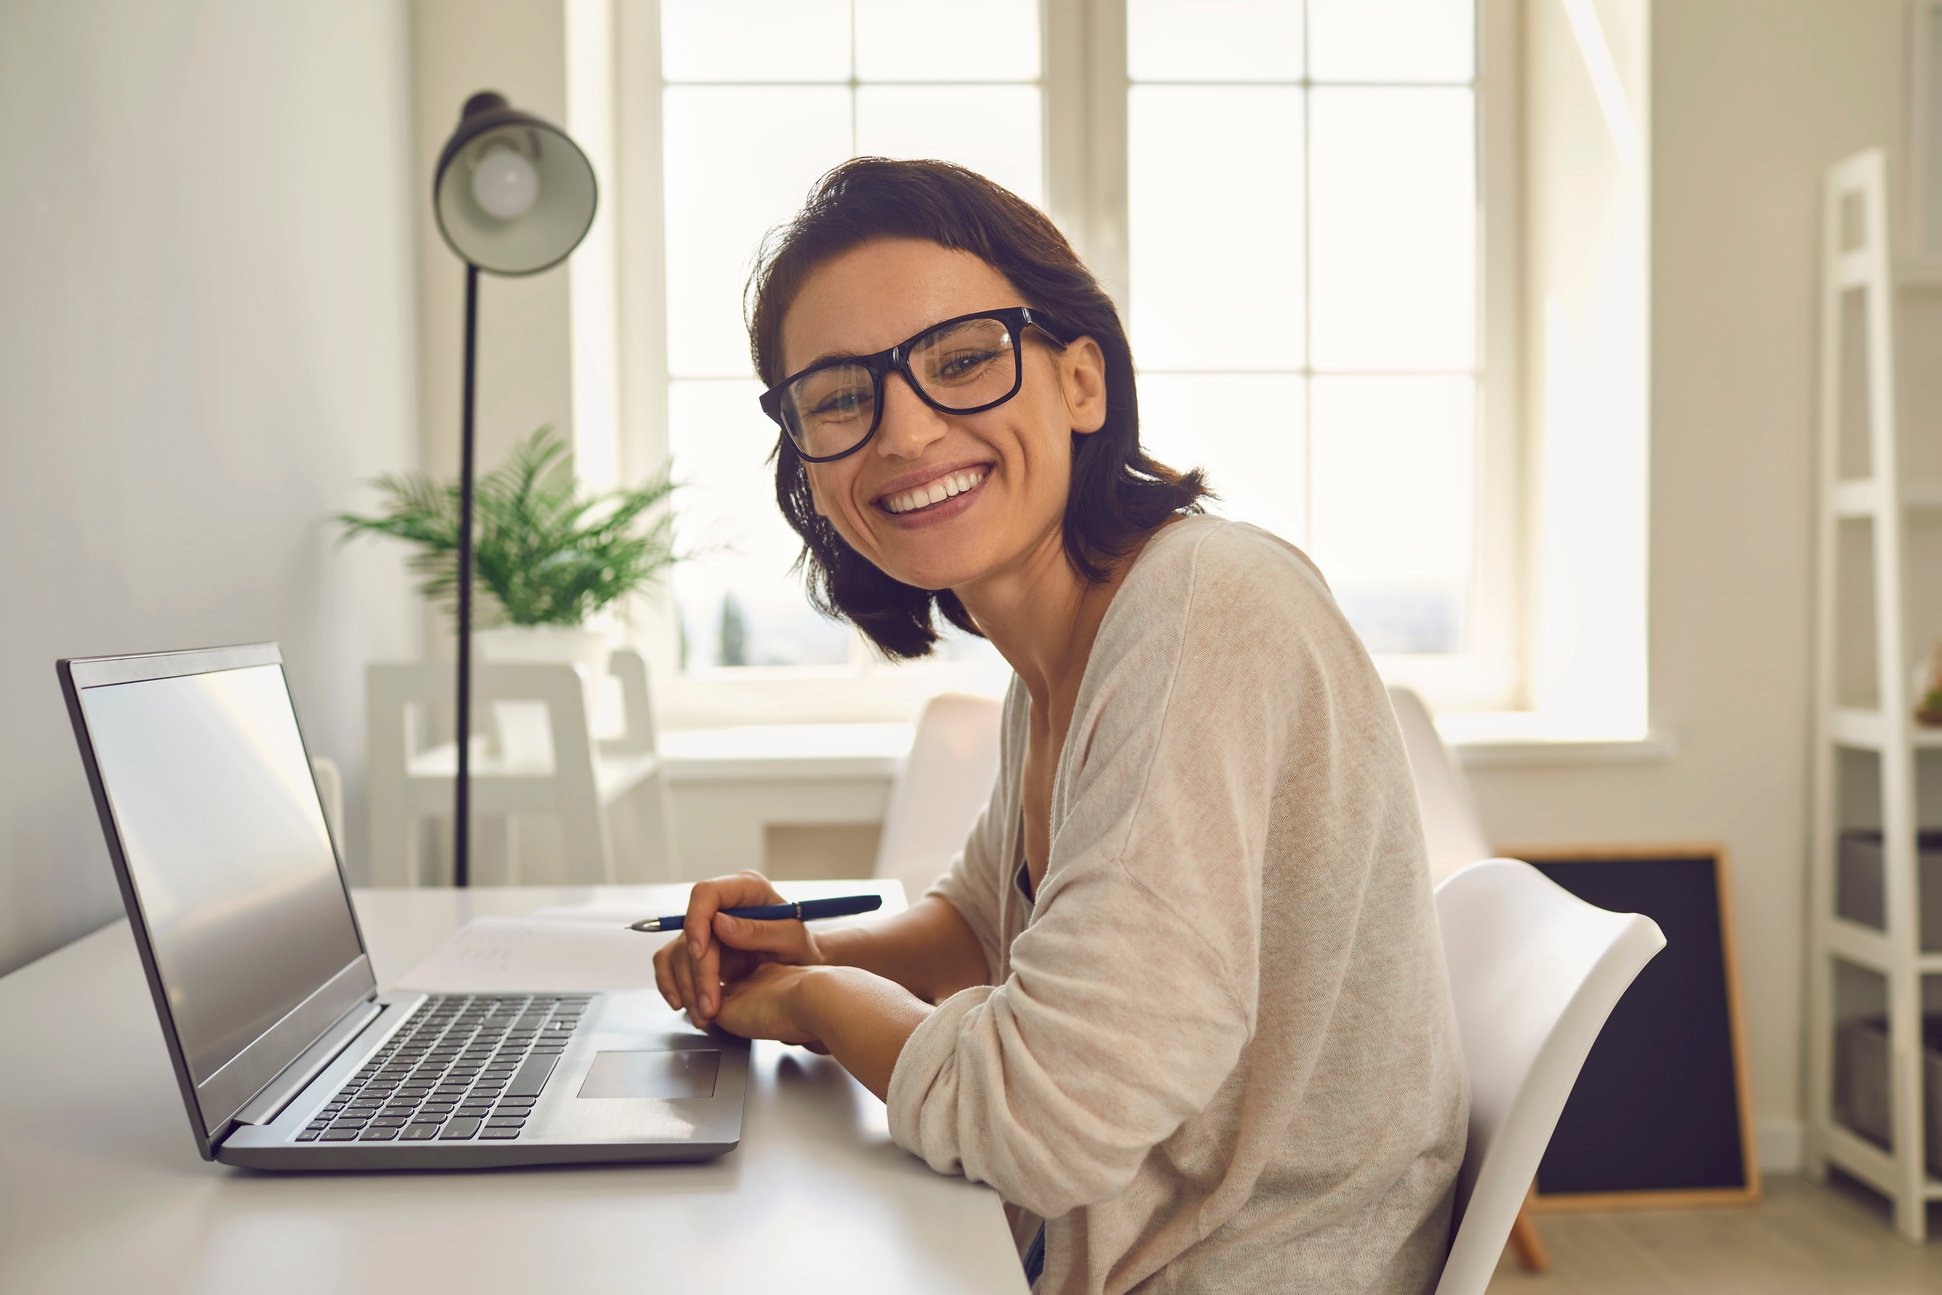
[{"xmin": 337, "ymin": 426, "xmax": 684, "ymax": 749}]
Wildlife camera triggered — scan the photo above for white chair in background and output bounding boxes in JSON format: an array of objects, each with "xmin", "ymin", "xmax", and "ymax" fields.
[
  {"xmin": 1387, "ymin": 684, "xmax": 1492, "ymax": 888},
  {"xmin": 1430, "ymin": 858, "xmax": 1666, "ymax": 1295},
  {"xmin": 1389, "ymin": 683, "xmax": 1553, "ymax": 1270},
  {"xmin": 872, "ymin": 692, "xmax": 1002, "ymax": 903},
  {"xmin": 311, "ymin": 756, "xmax": 344, "ymax": 849},
  {"xmin": 365, "ymin": 648, "xmax": 674, "ymax": 887}
]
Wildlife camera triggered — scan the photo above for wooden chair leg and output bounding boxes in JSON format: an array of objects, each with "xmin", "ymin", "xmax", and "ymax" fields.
[{"xmin": 1508, "ymin": 1204, "xmax": 1549, "ymax": 1272}]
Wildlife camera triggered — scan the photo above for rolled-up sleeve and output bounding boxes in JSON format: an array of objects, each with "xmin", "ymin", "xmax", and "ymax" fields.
[{"xmin": 887, "ymin": 865, "xmax": 1251, "ymax": 1218}]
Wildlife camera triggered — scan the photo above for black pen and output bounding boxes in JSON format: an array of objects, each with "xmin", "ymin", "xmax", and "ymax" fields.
[{"xmin": 626, "ymin": 893, "xmax": 883, "ymax": 933}]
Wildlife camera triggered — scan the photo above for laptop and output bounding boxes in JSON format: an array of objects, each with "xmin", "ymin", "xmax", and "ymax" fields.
[{"xmin": 57, "ymin": 641, "xmax": 746, "ymax": 1170}]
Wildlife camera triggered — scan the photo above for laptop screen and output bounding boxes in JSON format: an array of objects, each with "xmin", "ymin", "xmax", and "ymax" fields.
[{"xmin": 76, "ymin": 662, "xmax": 365, "ymax": 1092}]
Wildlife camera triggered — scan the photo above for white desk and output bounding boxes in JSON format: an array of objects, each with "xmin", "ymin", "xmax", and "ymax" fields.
[{"xmin": 0, "ymin": 882, "xmax": 1027, "ymax": 1295}]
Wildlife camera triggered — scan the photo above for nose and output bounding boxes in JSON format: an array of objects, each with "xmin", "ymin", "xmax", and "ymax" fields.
[{"xmin": 872, "ymin": 368, "xmax": 948, "ymax": 459}]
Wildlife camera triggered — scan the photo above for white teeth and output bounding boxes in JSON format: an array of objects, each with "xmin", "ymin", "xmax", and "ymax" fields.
[{"xmin": 885, "ymin": 466, "xmax": 987, "ymax": 514}]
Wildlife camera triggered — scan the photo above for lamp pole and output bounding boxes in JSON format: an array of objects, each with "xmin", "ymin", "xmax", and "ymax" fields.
[
  {"xmin": 431, "ymin": 90, "xmax": 597, "ymax": 888},
  {"xmin": 454, "ymin": 262, "xmax": 480, "ymax": 888}
]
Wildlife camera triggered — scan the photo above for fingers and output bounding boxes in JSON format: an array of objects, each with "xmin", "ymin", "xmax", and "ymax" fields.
[
  {"xmin": 682, "ymin": 870, "xmax": 785, "ymax": 964},
  {"xmin": 672, "ymin": 947, "xmax": 702, "ymax": 1022},
  {"xmin": 653, "ymin": 941, "xmax": 680, "ymax": 1011},
  {"xmin": 712, "ymin": 911, "xmax": 816, "ymax": 965}
]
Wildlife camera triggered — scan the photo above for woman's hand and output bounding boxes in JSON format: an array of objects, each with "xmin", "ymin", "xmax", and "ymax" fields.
[
  {"xmin": 709, "ymin": 962, "xmax": 825, "ymax": 1048},
  {"xmin": 651, "ymin": 870, "xmax": 827, "ymax": 1027}
]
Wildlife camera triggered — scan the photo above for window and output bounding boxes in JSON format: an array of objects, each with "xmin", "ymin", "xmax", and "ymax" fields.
[{"xmin": 629, "ymin": 0, "xmax": 1519, "ymax": 723}]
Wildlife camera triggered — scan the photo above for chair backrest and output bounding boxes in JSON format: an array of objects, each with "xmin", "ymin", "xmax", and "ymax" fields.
[
  {"xmin": 365, "ymin": 659, "xmax": 611, "ymax": 886},
  {"xmin": 1432, "ymin": 858, "xmax": 1666, "ymax": 1295},
  {"xmin": 1388, "ymin": 685, "xmax": 1492, "ymax": 887},
  {"xmin": 873, "ymin": 692, "xmax": 1002, "ymax": 902}
]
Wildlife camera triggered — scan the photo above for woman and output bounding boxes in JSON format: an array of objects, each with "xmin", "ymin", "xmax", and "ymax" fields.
[{"xmin": 653, "ymin": 158, "xmax": 1468, "ymax": 1294}]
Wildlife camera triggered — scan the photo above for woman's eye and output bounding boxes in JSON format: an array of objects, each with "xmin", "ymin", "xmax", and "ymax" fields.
[
  {"xmin": 936, "ymin": 350, "xmax": 997, "ymax": 380},
  {"xmin": 809, "ymin": 389, "xmax": 870, "ymax": 418}
]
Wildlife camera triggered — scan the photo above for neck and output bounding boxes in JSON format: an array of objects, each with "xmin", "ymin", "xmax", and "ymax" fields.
[{"xmin": 955, "ymin": 518, "xmax": 1176, "ymax": 715}]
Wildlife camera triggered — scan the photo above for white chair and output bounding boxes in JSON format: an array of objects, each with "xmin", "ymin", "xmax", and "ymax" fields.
[
  {"xmin": 1388, "ymin": 685, "xmax": 1492, "ymax": 887},
  {"xmin": 1391, "ymin": 684, "xmax": 1561, "ymax": 1271},
  {"xmin": 311, "ymin": 756, "xmax": 345, "ymax": 849},
  {"xmin": 1431, "ymin": 858, "xmax": 1666, "ymax": 1295},
  {"xmin": 873, "ymin": 692, "xmax": 1002, "ymax": 903},
  {"xmin": 365, "ymin": 648, "xmax": 675, "ymax": 887}
]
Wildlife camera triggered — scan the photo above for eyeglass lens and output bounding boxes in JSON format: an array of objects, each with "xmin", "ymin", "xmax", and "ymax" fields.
[{"xmin": 784, "ymin": 316, "xmax": 1019, "ymax": 459}]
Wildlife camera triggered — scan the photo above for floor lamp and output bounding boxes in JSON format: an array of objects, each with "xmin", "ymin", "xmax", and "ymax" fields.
[{"xmin": 431, "ymin": 91, "xmax": 597, "ymax": 887}]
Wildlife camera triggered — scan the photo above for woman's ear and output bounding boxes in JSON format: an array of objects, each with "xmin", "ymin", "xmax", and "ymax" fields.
[{"xmin": 1058, "ymin": 336, "xmax": 1109, "ymax": 436}]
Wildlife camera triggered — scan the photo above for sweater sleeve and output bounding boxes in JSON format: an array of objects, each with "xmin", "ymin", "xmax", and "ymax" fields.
[{"xmin": 885, "ymin": 528, "xmax": 1335, "ymax": 1219}]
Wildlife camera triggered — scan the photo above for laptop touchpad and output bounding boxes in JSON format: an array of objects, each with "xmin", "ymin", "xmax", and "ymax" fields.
[{"xmin": 578, "ymin": 1049, "xmax": 720, "ymax": 1100}]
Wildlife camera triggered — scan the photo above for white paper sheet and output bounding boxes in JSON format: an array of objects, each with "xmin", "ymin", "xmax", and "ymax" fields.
[
  {"xmin": 526, "ymin": 901, "xmax": 665, "ymax": 926},
  {"xmin": 392, "ymin": 916, "xmax": 659, "ymax": 993}
]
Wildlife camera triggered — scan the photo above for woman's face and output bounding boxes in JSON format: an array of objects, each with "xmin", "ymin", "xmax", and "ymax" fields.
[{"xmin": 779, "ymin": 237, "xmax": 1107, "ymax": 596}]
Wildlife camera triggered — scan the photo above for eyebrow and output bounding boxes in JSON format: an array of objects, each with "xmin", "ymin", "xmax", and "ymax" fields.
[{"xmin": 798, "ymin": 348, "xmax": 861, "ymax": 372}]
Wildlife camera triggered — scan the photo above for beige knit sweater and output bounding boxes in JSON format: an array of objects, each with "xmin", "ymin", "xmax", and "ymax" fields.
[{"xmin": 886, "ymin": 515, "xmax": 1468, "ymax": 1294}]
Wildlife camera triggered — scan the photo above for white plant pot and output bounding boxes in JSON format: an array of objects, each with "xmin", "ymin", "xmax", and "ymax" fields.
[{"xmin": 475, "ymin": 620, "xmax": 614, "ymax": 762}]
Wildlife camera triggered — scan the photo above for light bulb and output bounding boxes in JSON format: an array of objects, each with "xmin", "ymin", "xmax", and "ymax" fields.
[{"xmin": 470, "ymin": 145, "xmax": 539, "ymax": 220}]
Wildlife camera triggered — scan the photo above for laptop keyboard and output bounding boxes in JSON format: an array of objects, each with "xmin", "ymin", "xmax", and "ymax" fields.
[{"xmin": 296, "ymin": 994, "xmax": 591, "ymax": 1144}]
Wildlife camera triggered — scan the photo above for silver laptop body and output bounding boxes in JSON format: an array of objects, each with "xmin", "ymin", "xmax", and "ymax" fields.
[{"xmin": 58, "ymin": 642, "xmax": 745, "ymax": 1170}]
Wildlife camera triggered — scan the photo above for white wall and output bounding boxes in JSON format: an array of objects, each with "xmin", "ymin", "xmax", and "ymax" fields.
[
  {"xmin": 1470, "ymin": 0, "xmax": 1918, "ymax": 1171},
  {"xmin": 0, "ymin": 0, "xmax": 422, "ymax": 974},
  {"xmin": 409, "ymin": 0, "xmax": 620, "ymax": 525}
]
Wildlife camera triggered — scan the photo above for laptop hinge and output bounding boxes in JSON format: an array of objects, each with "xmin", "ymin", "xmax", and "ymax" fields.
[{"xmin": 234, "ymin": 999, "xmax": 388, "ymax": 1127}]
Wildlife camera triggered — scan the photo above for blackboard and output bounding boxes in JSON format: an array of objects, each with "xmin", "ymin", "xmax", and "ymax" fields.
[{"xmin": 1502, "ymin": 844, "xmax": 1760, "ymax": 1210}]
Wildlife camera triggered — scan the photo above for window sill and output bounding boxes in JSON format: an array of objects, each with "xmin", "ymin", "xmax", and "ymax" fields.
[
  {"xmin": 1434, "ymin": 713, "xmax": 1678, "ymax": 768},
  {"xmin": 657, "ymin": 724, "xmax": 913, "ymax": 784},
  {"xmin": 656, "ymin": 713, "xmax": 1677, "ymax": 783}
]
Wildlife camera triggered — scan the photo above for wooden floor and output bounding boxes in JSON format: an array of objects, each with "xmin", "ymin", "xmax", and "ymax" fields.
[{"xmin": 1486, "ymin": 1175, "xmax": 1942, "ymax": 1294}]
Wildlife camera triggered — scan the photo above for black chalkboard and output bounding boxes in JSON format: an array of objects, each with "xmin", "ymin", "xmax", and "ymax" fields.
[{"xmin": 1509, "ymin": 846, "xmax": 1759, "ymax": 1208}]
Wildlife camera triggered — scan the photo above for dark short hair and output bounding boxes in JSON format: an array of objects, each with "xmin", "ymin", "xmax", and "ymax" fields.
[{"xmin": 745, "ymin": 157, "xmax": 1212, "ymax": 660}]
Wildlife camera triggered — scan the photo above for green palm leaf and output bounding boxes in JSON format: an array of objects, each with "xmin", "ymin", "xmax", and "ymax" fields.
[{"xmin": 335, "ymin": 425, "xmax": 688, "ymax": 627}]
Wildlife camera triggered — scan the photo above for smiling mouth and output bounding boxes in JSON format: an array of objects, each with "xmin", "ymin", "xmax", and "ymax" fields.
[{"xmin": 877, "ymin": 464, "xmax": 992, "ymax": 515}]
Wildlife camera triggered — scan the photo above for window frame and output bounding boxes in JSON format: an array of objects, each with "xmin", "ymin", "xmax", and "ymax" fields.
[{"xmin": 618, "ymin": 0, "xmax": 1524, "ymax": 726}]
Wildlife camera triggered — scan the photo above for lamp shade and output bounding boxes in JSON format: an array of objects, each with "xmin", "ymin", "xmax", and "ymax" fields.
[{"xmin": 433, "ymin": 91, "xmax": 597, "ymax": 275}]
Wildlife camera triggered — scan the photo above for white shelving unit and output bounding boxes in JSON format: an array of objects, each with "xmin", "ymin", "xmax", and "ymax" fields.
[{"xmin": 1803, "ymin": 148, "xmax": 1942, "ymax": 1241}]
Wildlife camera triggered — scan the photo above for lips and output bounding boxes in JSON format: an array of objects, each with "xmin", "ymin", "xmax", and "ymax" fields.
[{"xmin": 881, "ymin": 460, "xmax": 1002, "ymax": 512}]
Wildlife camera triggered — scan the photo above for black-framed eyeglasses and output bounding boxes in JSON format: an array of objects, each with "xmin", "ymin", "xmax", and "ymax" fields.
[{"xmin": 759, "ymin": 306, "xmax": 1070, "ymax": 463}]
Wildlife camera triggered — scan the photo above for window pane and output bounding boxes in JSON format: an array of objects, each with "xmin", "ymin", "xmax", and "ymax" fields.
[
  {"xmin": 669, "ymin": 379, "xmax": 852, "ymax": 668},
  {"xmin": 1136, "ymin": 374, "xmax": 1306, "ymax": 541},
  {"xmin": 1127, "ymin": 0, "xmax": 1302, "ymax": 82},
  {"xmin": 855, "ymin": 0, "xmax": 1040, "ymax": 81},
  {"xmin": 662, "ymin": 0, "xmax": 851, "ymax": 82},
  {"xmin": 1308, "ymin": 87, "xmax": 1473, "ymax": 371},
  {"xmin": 855, "ymin": 86, "xmax": 1044, "ymax": 208},
  {"xmin": 1307, "ymin": 376, "xmax": 1473, "ymax": 654},
  {"xmin": 1129, "ymin": 87, "xmax": 1303, "ymax": 370},
  {"xmin": 663, "ymin": 88, "xmax": 851, "ymax": 378},
  {"xmin": 1307, "ymin": 0, "xmax": 1474, "ymax": 83}
]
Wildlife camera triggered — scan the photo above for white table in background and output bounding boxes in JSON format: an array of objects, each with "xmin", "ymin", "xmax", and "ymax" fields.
[{"xmin": 0, "ymin": 880, "xmax": 1027, "ymax": 1295}]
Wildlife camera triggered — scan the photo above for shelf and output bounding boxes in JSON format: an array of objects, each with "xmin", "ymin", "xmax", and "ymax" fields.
[
  {"xmin": 1827, "ymin": 916, "xmax": 1892, "ymax": 970},
  {"xmin": 1828, "ymin": 707, "xmax": 1942, "ymax": 750},
  {"xmin": 1826, "ymin": 916, "xmax": 1942, "ymax": 973},
  {"xmin": 1811, "ymin": 151, "xmax": 1940, "ymax": 1242},
  {"xmin": 1820, "ymin": 1123, "xmax": 1942, "ymax": 1200},
  {"xmin": 1830, "ymin": 476, "xmax": 1942, "ymax": 516}
]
